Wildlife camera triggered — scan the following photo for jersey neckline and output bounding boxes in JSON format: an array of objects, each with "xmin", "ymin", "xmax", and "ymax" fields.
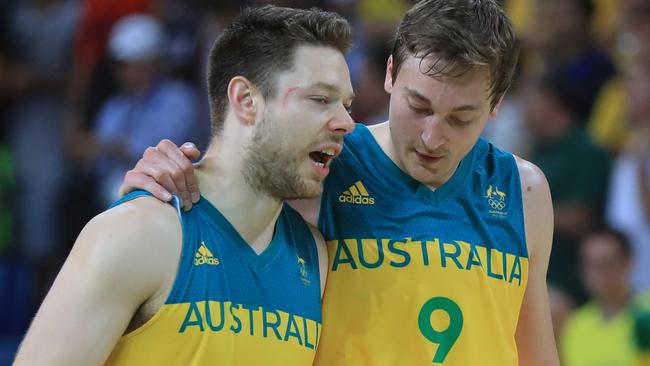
[
  {"xmin": 195, "ymin": 197, "xmax": 284, "ymax": 270},
  {"xmin": 353, "ymin": 123, "xmax": 475, "ymax": 204}
]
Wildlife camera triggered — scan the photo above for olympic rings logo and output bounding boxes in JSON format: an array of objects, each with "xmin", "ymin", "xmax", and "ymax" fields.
[{"xmin": 488, "ymin": 198, "xmax": 506, "ymax": 210}]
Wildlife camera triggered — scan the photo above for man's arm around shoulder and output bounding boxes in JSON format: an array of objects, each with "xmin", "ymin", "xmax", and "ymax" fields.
[
  {"xmin": 514, "ymin": 157, "xmax": 561, "ymax": 366},
  {"xmin": 14, "ymin": 197, "xmax": 181, "ymax": 366}
]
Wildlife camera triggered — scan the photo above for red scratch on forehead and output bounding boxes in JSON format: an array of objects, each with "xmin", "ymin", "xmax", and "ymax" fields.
[{"xmin": 283, "ymin": 86, "xmax": 300, "ymax": 108}]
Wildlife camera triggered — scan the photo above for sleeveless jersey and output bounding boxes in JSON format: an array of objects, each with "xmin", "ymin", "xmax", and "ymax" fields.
[
  {"xmin": 105, "ymin": 191, "xmax": 322, "ymax": 365},
  {"xmin": 316, "ymin": 124, "xmax": 529, "ymax": 365}
]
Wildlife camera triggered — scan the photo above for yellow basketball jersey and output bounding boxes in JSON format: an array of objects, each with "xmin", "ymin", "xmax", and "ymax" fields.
[
  {"xmin": 105, "ymin": 193, "xmax": 322, "ymax": 365},
  {"xmin": 316, "ymin": 126, "xmax": 528, "ymax": 365}
]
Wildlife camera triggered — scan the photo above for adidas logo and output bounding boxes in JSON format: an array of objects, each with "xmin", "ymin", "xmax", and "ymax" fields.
[
  {"xmin": 338, "ymin": 181, "xmax": 375, "ymax": 205},
  {"xmin": 194, "ymin": 242, "xmax": 220, "ymax": 266}
]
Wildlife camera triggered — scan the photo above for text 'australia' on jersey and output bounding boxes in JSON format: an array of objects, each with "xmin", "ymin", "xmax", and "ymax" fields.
[
  {"xmin": 316, "ymin": 124, "xmax": 528, "ymax": 366},
  {"xmin": 105, "ymin": 191, "xmax": 322, "ymax": 366}
]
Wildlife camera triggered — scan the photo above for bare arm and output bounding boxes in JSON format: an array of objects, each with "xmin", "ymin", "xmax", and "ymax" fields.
[
  {"xmin": 14, "ymin": 198, "xmax": 180, "ymax": 366},
  {"xmin": 514, "ymin": 157, "xmax": 560, "ymax": 366},
  {"xmin": 306, "ymin": 225, "xmax": 329, "ymax": 297}
]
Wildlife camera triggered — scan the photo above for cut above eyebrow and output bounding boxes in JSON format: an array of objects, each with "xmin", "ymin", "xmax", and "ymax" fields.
[
  {"xmin": 310, "ymin": 81, "xmax": 356, "ymax": 101},
  {"xmin": 405, "ymin": 87, "xmax": 481, "ymax": 111}
]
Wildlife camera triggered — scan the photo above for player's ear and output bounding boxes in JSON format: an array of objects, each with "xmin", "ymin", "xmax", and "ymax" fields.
[
  {"xmin": 489, "ymin": 95, "xmax": 504, "ymax": 119},
  {"xmin": 384, "ymin": 55, "xmax": 395, "ymax": 94},
  {"xmin": 227, "ymin": 76, "xmax": 261, "ymax": 126}
]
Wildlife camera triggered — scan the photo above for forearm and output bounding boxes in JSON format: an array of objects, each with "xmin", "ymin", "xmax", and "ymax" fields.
[{"xmin": 516, "ymin": 273, "xmax": 560, "ymax": 366}]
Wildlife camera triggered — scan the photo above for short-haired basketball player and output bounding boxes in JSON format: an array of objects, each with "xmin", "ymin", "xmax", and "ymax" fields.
[
  {"xmin": 14, "ymin": 6, "xmax": 354, "ymax": 365},
  {"xmin": 106, "ymin": 1, "xmax": 560, "ymax": 364}
]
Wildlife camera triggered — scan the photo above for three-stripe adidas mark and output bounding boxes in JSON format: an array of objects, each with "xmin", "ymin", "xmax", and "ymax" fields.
[
  {"xmin": 194, "ymin": 242, "xmax": 220, "ymax": 266},
  {"xmin": 338, "ymin": 181, "xmax": 375, "ymax": 205}
]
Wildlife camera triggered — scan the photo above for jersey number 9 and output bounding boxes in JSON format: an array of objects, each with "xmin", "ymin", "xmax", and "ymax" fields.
[{"xmin": 418, "ymin": 296, "xmax": 464, "ymax": 363}]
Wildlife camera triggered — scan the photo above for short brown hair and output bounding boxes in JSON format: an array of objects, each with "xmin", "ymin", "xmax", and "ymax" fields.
[
  {"xmin": 391, "ymin": 0, "xmax": 519, "ymax": 109},
  {"xmin": 207, "ymin": 5, "xmax": 352, "ymax": 135}
]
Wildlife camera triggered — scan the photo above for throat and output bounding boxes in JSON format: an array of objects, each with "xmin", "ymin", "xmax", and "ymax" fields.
[
  {"xmin": 249, "ymin": 224, "xmax": 278, "ymax": 255},
  {"xmin": 196, "ymin": 168, "xmax": 283, "ymax": 249}
]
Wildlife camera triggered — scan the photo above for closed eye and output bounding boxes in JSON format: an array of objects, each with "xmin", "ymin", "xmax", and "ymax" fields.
[
  {"xmin": 408, "ymin": 104, "xmax": 432, "ymax": 116},
  {"xmin": 310, "ymin": 96, "xmax": 330, "ymax": 105},
  {"xmin": 448, "ymin": 116, "xmax": 472, "ymax": 127}
]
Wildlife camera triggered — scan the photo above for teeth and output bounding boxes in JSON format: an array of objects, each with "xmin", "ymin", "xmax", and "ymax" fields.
[
  {"xmin": 320, "ymin": 149, "xmax": 335, "ymax": 156},
  {"xmin": 314, "ymin": 162, "xmax": 324, "ymax": 168}
]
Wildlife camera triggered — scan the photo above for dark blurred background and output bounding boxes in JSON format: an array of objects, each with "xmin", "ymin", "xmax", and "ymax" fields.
[{"xmin": 0, "ymin": 0, "xmax": 649, "ymax": 364}]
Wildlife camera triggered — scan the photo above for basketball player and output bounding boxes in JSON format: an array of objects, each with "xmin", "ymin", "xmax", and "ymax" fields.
[
  {"xmin": 13, "ymin": 6, "xmax": 354, "ymax": 365},
  {"xmin": 119, "ymin": 1, "xmax": 561, "ymax": 365}
]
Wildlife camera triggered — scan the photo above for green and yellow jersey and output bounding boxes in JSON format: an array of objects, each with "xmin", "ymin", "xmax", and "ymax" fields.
[
  {"xmin": 316, "ymin": 124, "xmax": 528, "ymax": 365},
  {"xmin": 105, "ymin": 192, "xmax": 322, "ymax": 365}
]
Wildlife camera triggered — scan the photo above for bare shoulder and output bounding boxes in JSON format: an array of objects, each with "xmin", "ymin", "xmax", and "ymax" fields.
[
  {"xmin": 12, "ymin": 196, "xmax": 184, "ymax": 366},
  {"xmin": 514, "ymin": 156, "xmax": 554, "ymax": 259},
  {"xmin": 366, "ymin": 121, "xmax": 390, "ymax": 141},
  {"xmin": 75, "ymin": 196, "xmax": 183, "ymax": 295},
  {"xmin": 515, "ymin": 157, "xmax": 549, "ymax": 193},
  {"xmin": 306, "ymin": 223, "xmax": 328, "ymax": 297},
  {"xmin": 84, "ymin": 196, "xmax": 181, "ymax": 254}
]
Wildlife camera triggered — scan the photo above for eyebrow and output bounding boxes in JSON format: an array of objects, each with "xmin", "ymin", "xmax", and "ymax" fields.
[
  {"xmin": 405, "ymin": 87, "xmax": 481, "ymax": 112},
  {"xmin": 311, "ymin": 81, "xmax": 356, "ymax": 102}
]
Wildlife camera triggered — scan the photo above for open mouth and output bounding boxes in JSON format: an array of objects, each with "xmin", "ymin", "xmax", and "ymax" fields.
[{"xmin": 309, "ymin": 149, "xmax": 336, "ymax": 168}]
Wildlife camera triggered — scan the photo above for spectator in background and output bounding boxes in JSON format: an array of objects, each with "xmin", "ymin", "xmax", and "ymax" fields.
[
  {"xmin": 606, "ymin": 60, "xmax": 650, "ymax": 292},
  {"xmin": 635, "ymin": 292, "xmax": 650, "ymax": 366},
  {"xmin": 481, "ymin": 80, "xmax": 533, "ymax": 157},
  {"xmin": 65, "ymin": 0, "xmax": 152, "ymax": 138},
  {"xmin": 357, "ymin": 0, "xmax": 409, "ymax": 40},
  {"xmin": 561, "ymin": 228, "xmax": 636, "ymax": 366},
  {"xmin": 588, "ymin": 0, "xmax": 650, "ymax": 153},
  {"xmin": 548, "ymin": 285, "xmax": 576, "ymax": 348},
  {"xmin": 2, "ymin": 0, "xmax": 79, "ymax": 266},
  {"xmin": 350, "ymin": 41, "xmax": 390, "ymax": 125},
  {"xmin": 535, "ymin": 0, "xmax": 616, "ymax": 124},
  {"xmin": 0, "ymin": 3, "xmax": 78, "ymax": 359},
  {"xmin": 525, "ymin": 72, "xmax": 611, "ymax": 304},
  {"xmin": 0, "ymin": 0, "xmax": 15, "ymax": 256},
  {"xmin": 91, "ymin": 14, "xmax": 201, "ymax": 206}
]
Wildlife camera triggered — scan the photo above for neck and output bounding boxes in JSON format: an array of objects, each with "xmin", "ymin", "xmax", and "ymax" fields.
[
  {"xmin": 196, "ymin": 138, "xmax": 283, "ymax": 254},
  {"xmin": 368, "ymin": 120, "xmax": 397, "ymax": 162}
]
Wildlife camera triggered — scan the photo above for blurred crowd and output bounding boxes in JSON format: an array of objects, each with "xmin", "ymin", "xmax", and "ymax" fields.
[{"xmin": 0, "ymin": 0, "xmax": 649, "ymax": 364}]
